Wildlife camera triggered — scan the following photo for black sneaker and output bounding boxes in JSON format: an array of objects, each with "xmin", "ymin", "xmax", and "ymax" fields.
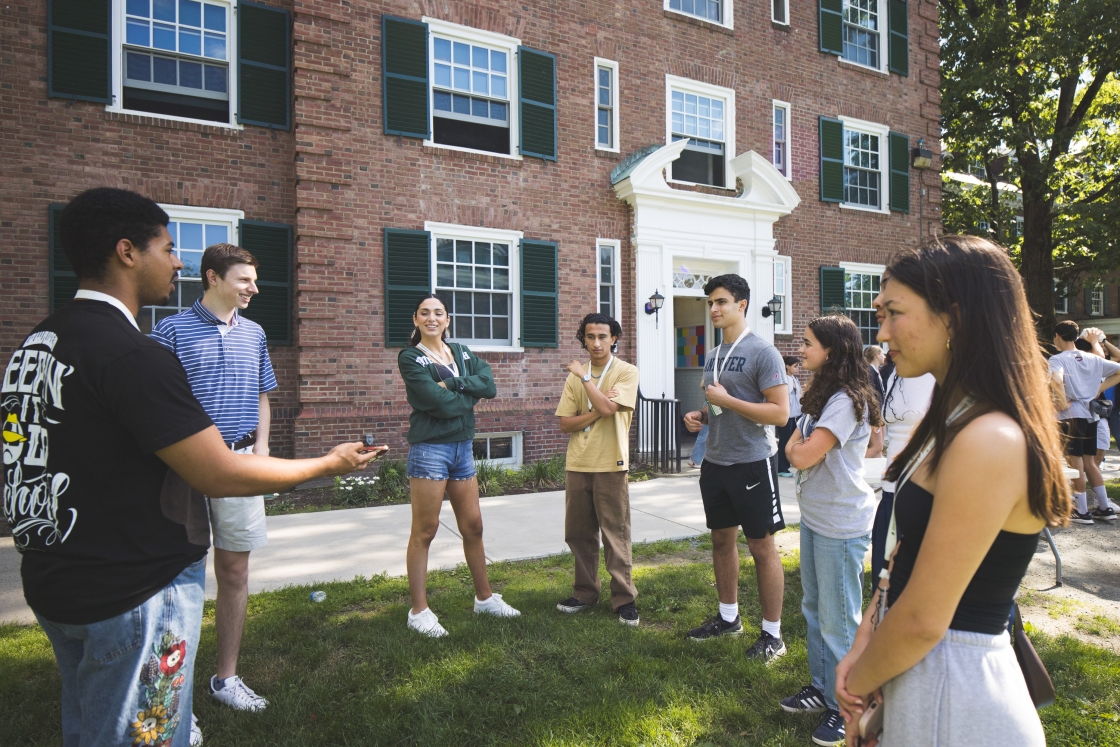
[
  {"xmin": 811, "ymin": 709, "xmax": 845, "ymax": 746},
  {"xmin": 779, "ymin": 684, "xmax": 827, "ymax": 714},
  {"xmin": 556, "ymin": 596, "xmax": 592, "ymax": 614},
  {"xmin": 687, "ymin": 614, "xmax": 743, "ymax": 641},
  {"xmin": 744, "ymin": 630, "xmax": 786, "ymax": 662},
  {"xmin": 616, "ymin": 602, "xmax": 639, "ymax": 627},
  {"xmin": 1071, "ymin": 510, "xmax": 1096, "ymax": 524},
  {"xmin": 1091, "ymin": 506, "xmax": 1117, "ymax": 521}
]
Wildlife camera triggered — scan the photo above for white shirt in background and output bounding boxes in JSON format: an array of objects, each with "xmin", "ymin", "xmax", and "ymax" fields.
[{"xmin": 881, "ymin": 371, "xmax": 936, "ymax": 493}]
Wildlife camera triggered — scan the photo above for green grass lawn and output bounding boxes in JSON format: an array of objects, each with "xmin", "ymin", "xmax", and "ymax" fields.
[{"xmin": 2, "ymin": 536, "xmax": 1119, "ymax": 745}]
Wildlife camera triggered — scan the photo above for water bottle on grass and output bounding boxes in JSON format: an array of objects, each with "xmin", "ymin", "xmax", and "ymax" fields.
[{"xmin": 309, "ymin": 591, "xmax": 327, "ymax": 603}]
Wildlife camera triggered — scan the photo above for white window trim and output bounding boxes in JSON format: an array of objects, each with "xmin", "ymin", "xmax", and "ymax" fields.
[
  {"xmin": 772, "ymin": 99, "xmax": 791, "ymax": 180},
  {"xmin": 473, "ymin": 431, "xmax": 523, "ymax": 468},
  {"xmin": 424, "ymin": 221, "xmax": 523, "ymax": 353},
  {"xmin": 593, "ymin": 58, "xmax": 620, "ymax": 154},
  {"xmin": 838, "ymin": 115, "xmax": 890, "ymax": 215},
  {"xmin": 773, "ymin": 254, "xmax": 792, "ymax": 335},
  {"xmin": 772, "ymin": 0, "xmax": 790, "ymax": 25},
  {"xmin": 664, "ymin": 74, "xmax": 736, "ymax": 189},
  {"xmin": 663, "ymin": 0, "xmax": 734, "ymax": 29},
  {"xmin": 596, "ymin": 238, "xmax": 621, "ymax": 320},
  {"xmin": 1054, "ymin": 280, "xmax": 1068, "ymax": 315},
  {"xmin": 839, "ymin": 261, "xmax": 885, "ymax": 276},
  {"xmin": 1091, "ymin": 285, "xmax": 1105, "ymax": 317},
  {"xmin": 423, "ymin": 17, "xmax": 522, "ymax": 161},
  {"xmin": 160, "ymin": 204, "xmax": 245, "ymax": 227},
  {"xmin": 835, "ymin": 0, "xmax": 888, "ymax": 75},
  {"xmin": 108, "ymin": 0, "xmax": 243, "ymax": 130}
]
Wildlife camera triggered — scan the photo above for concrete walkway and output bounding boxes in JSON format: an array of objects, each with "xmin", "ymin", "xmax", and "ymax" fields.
[{"xmin": 0, "ymin": 473, "xmax": 801, "ymax": 625}]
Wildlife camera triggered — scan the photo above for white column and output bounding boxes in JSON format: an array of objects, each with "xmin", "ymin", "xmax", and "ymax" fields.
[
  {"xmin": 634, "ymin": 244, "xmax": 670, "ymax": 399},
  {"xmin": 751, "ymin": 246, "xmax": 777, "ymax": 344}
]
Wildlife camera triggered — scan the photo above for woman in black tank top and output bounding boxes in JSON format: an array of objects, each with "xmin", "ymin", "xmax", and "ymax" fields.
[{"xmin": 830, "ymin": 237, "xmax": 1070, "ymax": 747}]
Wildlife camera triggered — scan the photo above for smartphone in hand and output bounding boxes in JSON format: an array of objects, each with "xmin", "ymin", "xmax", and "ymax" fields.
[
  {"xmin": 360, "ymin": 435, "xmax": 389, "ymax": 459},
  {"xmin": 858, "ymin": 697, "xmax": 883, "ymax": 742}
]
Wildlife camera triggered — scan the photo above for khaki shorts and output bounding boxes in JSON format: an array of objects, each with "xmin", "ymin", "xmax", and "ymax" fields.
[{"xmin": 208, "ymin": 445, "xmax": 268, "ymax": 552}]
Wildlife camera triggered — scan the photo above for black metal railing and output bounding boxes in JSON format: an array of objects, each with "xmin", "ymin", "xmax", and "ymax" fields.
[{"xmin": 633, "ymin": 388, "xmax": 682, "ymax": 473}]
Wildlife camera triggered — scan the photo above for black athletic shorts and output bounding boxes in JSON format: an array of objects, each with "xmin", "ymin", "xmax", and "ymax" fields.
[
  {"xmin": 1061, "ymin": 418, "xmax": 1098, "ymax": 457},
  {"xmin": 698, "ymin": 457, "xmax": 785, "ymax": 538}
]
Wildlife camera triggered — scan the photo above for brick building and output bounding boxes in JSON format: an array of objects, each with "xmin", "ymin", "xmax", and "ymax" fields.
[{"xmin": 1, "ymin": 0, "xmax": 941, "ymax": 463}]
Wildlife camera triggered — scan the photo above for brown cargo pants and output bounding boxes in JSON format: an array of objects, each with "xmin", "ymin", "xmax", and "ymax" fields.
[{"xmin": 564, "ymin": 470, "xmax": 637, "ymax": 610}]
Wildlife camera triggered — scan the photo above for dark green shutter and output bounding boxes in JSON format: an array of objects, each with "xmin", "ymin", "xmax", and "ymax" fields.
[
  {"xmin": 819, "ymin": 117, "xmax": 844, "ymax": 203},
  {"xmin": 239, "ymin": 220, "xmax": 293, "ymax": 345},
  {"xmin": 47, "ymin": 0, "xmax": 109, "ymax": 102},
  {"xmin": 238, "ymin": 2, "xmax": 291, "ymax": 130},
  {"xmin": 520, "ymin": 240, "xmax": 558, "ymax": 347},
  {"xmin": 819, "ymin": 0, "xmax": 843, "ymax": 55},
  {"xmin": 382, "ymin": 16, "xmax": 429, "ymax": 139},
  {"xmin": 1085, "ymin": 287, "xmax": 1093, "ymax": 316},
  {"xmin": 49, "ymin": 204, "xmax": 79, "ymax": 312},
  {"xmin": 1105, "ymin": 287, "xmax": 1112, "ymax": 317},
  {"xmin": 384, "ymin": 229, "xmax": 432, "ymax": 347},
  {"xmin": 889, "ymin": 132, "xmax": 910, "ymax": 213},
  {"xmin": 518, "ymin": 48, "xmax": 557, "ymax": 161},
  {"xmin": 820, "ymin": 267, "xmax": 847, "ymax": 314},
  {"xmin": 888, "ymin": 0, "xmax": 909, "ymax": 76}
]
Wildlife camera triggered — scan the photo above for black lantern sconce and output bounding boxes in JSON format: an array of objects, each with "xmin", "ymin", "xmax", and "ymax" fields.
[
  {"xmin": 910, "ymin": 138, "xmax": 934, "ymax": 240},
  {"xmin": 644, "ymin": 289, "xmax": 665, "ymax": 328},
  {"xmin": 760, "ymin": 295, "xmax": 783, "ymax": 320}
]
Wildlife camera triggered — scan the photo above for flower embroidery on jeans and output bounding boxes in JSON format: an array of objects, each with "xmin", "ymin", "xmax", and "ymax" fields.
[{"xmin": 132, "ymin": 631, "xmax": 187, "ymax": 746}]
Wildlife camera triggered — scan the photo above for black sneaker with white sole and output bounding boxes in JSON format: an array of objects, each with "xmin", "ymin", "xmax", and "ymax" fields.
[
  {"xmin": 556, "ymin": 596, "xmax": 593, "ymax": 614},
  {"xmin": 687, "ymin": 614, "xmax": 743, "ymax": 641},
  {"xmin": 1071, "ymin": 510, "xmax": 1096, "ymax": 524},
  {"xmin": 616, "ymin": 602, "xmax": 639, "ymax": 626},
  {"xmin": 744, "ymin": 630, "xmax": 786, "ymax": 662},
  {"xmin": 779, "ymin": 684, "xmax": 827, "ymax": 714},
  {"xmin": 811, "ymin": 709, "xmax": 846, "ymax": 746},
  {"xmin": 1091, "ymin": 506, "xmax": 1117, "ymax": 521}
]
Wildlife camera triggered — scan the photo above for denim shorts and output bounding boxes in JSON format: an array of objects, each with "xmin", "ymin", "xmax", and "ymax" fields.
[{"xmin": 407, "ymin": 440, "xmax": 477, "ymax": 480}]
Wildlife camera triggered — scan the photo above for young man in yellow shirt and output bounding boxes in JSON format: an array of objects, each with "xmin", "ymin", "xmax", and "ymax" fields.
[{"xmin": 554, "ymin": 313, "xmax": 641, "ymax": 625}]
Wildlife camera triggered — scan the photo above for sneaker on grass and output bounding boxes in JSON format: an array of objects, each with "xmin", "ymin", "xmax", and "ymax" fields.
[
  {"xmin": 687, "ymin": 614, "xmax": 743, "ymax": 641},
  {"xmin": 210, "ymin": 675, "xmax": 268, "ymax": 712},
  {"xmin": 744, "ymin": 630, "xmax": 786, "ymax": 662},
  {"xmin": 190, "ymin": 713, "xmax": 203, "ymax": 746},
  {"xmin": 616, "ymin": 602, "xmax": 639, "ymax": 626},
  {"xmin": 556, "ymin": 596, "xmax": 593, "ymax": 614},
  {"xmin": 1091, "ymin": 506, "xmax": 1117, "ymax": 521},
  {"xmin": 811, "ymin": 709, "xmax": 846, "ymax": 746},
  {"xmin": 407, "ymin": 607, "xmax": 449, "ymax": 637},
  {"xmin": 474, "ymin": 592, "xmax": 521, "ymax": 617},
  {"xmin": 779, "ymin": 684, "xmax": 827, "ymax": 714},
  {"xmin": 1071, "ymin": 510, "xmax": 1096, "ymax": 525}
]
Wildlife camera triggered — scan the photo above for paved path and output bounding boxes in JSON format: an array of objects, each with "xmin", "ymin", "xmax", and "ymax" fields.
[{"xmin": 0, "ymin": 473, "xmax": 802, "ymax": 625}]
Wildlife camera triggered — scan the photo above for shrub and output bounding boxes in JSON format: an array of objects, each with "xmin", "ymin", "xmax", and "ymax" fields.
[{"xmin": 332, "ymin": 475, "xmax": 380, "ymax": 506}]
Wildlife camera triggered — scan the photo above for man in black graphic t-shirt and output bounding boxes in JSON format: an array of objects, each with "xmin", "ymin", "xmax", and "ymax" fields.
[{"xmin": 2, "ymin": 189, "xmax": 380, "ymax": 747}]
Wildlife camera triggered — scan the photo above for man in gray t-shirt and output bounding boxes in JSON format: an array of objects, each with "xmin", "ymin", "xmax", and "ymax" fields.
[{"xmin": 682, "ymin": 274, "xmax": 790, "ymax": 660}]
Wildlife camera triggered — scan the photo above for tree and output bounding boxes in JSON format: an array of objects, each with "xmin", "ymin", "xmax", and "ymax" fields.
[{"xmin": 940, "ymin": 0, "xmax": 1120, "ymax": 339}]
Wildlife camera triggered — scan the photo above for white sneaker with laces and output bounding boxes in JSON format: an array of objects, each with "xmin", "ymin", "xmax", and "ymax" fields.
[
  {"xmin": 474, "ymin": 592, "xmax": 521, "ymax": 618},
  {"xmin": 407, "ymin": 607, "xmax": 449, "ymax": 637},
  {"xmin": 190, "ymin": 713, "xmax": 203, "ymax": 746},
  {"xmin": 210, "ymin": 675, "xmax": 268, "ymax": 712}
]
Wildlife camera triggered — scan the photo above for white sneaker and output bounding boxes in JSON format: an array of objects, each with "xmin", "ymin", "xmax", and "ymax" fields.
[
  {"xmin": 407, "ymin": 607, "xmax": 449, "ymax": 637},
  {"xmin": 190, "ymin": 713, "xmax": 203, "ymax": 746},
  {"xmin": 474, "ymin": 592, "xmax": 521, "ymax": 618},
  {"xmin": 210, "ymin": 675, "xmax": 268, "ymax": 712}
]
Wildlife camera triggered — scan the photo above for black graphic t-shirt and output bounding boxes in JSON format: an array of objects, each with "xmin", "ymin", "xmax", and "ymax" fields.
[{"xmin": 2, "ymin": 301, "xmax": 214, "ymax": 624}]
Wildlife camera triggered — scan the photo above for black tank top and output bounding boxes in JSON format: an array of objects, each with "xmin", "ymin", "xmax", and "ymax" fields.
[{"xmin": 886, "ymin": 481, "xmax": 1039, "ymax": 634}]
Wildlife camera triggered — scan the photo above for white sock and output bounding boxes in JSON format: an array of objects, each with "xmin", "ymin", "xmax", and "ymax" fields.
[
  {"xmin": 1093, "ymin": 485, "xmax": 1110, "ymax": 510},
  {"xmin": 719, "ymin": 602, "xmax": 739, "ymax": 623},
  {"xmin": 1074, "ymin": 492, "xmax": 1089, "ymax": 514},
  {"xmin": 761, "ymin": 618, "xmax": 781, "ymax": 639}
]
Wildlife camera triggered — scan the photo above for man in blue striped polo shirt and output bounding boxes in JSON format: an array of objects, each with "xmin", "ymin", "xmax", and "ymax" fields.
[{"xmin": 153, "ymin": 243, "xmax": 277, "ymax": 714}]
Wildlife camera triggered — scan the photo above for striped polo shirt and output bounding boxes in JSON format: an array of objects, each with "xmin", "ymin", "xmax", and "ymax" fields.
[{"xmin": 152, "ymin": 299, "xmax": 278, "ymax": 444}]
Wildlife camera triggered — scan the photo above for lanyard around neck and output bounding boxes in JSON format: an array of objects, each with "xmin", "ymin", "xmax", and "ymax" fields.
[
  {"xmin": 713, "ymin": 327, "xmax": 751, "ymax": 385},
  {"xmin": 417, "ymin": 342, "xmax": 458, "ymax": 377}
]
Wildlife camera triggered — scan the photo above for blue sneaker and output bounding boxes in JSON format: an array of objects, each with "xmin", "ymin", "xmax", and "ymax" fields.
[{"xmin": 811, "ymin": 709, "xmax": 845, "ymax": 746}]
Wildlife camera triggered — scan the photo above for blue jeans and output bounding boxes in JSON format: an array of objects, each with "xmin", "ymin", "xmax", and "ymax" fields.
[
  {"xmin": 35, "ymin": 557, "xmax": 206, "ymax": 747},
  {"xmin": 407, "ymin": 439, "xmax": 477, "ymax": 480},
  {"xmin": 800, "ymin": 524, "xmax": 870, "ymax": 710},
  {"xmin": 690, "ymin": 425, "xmax": 709, "ymax": 465}
]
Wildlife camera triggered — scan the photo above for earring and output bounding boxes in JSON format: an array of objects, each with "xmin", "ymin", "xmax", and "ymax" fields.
[{"xmin": 946, "ymin": 338, "xmax": 952, "ymax": 350}]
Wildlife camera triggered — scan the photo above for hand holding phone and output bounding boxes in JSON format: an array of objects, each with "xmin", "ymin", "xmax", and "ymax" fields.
[
  {"xmin": 857, "ymin": 694, "xmax": 883, "ymax": 744},
  {"xmin": 360, "ymin": 435, "xmax": 389, "ymax": 459}
]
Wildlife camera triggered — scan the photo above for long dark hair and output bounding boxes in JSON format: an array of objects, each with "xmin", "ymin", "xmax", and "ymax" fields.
[
  {"xmin": 800, "ymin": 315, "xmax": 885, "ymax": 428},
  {"xmin": 408, "ymin": 293, "xmax": 450, "ymax": 347},
  {"xmin": 881, "ymin": 235, "xmax": 1069, "ymax": 526}
]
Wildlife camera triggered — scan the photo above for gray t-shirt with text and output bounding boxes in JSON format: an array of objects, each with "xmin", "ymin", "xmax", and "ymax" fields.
[{"xmin": 702, "ymin": 332, "xmax": 788, "ymax": 465}]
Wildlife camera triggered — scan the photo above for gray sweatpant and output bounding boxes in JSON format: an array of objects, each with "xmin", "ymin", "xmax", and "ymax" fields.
[{"xmin": 880, "ymin": 628, "xmax": 1045, "ymax": 747}]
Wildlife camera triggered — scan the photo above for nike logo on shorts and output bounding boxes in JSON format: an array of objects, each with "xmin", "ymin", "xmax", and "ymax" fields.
[{"xmin": 745, "ymin": 482, "xmax": 760, "ymax": 491}]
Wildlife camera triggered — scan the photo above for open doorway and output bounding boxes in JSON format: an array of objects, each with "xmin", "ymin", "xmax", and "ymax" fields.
[{"xmin": 674, "ymin": 295, "xmax": 719, "ymax": 460}]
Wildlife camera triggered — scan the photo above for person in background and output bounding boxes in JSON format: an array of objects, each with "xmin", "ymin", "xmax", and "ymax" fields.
[
  {"xmin": 1083, "ymin": 327, "xmax": 1120, "ymax": 452},
  {"xmin": 779, "ymin": 315, "xmax": 882, "ymax": 747},
  {"xmin": 1073, "ymin": 336, "xmax": 1117, "ymax": 518},
  {"xmin": 777, "ymin": 355, "xmax": 802, "ymax": 477},
  {"xmin": 864, "ymin": 345, "xmax": 886, "ymax": 397}
]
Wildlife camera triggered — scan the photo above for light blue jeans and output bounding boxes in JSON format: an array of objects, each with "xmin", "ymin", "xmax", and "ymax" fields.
[
  {"xmin": 36, "ymin": 557, "xmax": 206, "ymax": 747},
  {"xmin": 800, "ymin": 524, "xmax": 870, "ymax": 710}
]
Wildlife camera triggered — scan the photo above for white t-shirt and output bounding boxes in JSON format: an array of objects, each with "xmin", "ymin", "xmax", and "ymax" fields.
[
  {"xmin": 881, "ymin": 372, "xmax": 936, "ymax": 493},
  {"xmin": 1048, "ymin": 350, "xmax": 1120, "ymax": 421},
  {"xmin": 788, "ymin": 376, "xmax": 803, "ymax": 420}
]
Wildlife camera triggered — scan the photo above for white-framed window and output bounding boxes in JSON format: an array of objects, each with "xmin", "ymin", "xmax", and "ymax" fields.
[
  {"xmin": 772, "ymin": 100, "xmax": 791, "ymax": 178},
  {"xmin": 425, "ymin": 222, "xmax": 523, "ymax": 351},
  {"xmin": 594, "ymin": 58, "xmax": 619, "ymax": 152},
  {"xmin": 840, "ymin": 261, "xmax": 884, "ymax": 346},
  {"xmin": 666, "ymin": 75, "xmax": 735, "ymax": 188},
  {"xmin": 1054, "ymin": 279, "xmax": 1068, "ymax": 315},
  {"xmin": 597, "ymin": 239, "xmax": 620, "ymax": 320},
  {"xmin": 839, "ymin": 116, "xmax": 890, "ymax": 213},
  {"xmin": 772, "ymin": 0, "xmax": 789, "ymax": 24},
  {"xmin": 425, "ymin": 18, "xmax": 520, "ymax": 159},
  {"xmin": 138, "ymin": 204, "xmax": 244, "ymax": 334},
  {"xmin": 1091, "ymin": 285, "xmax": 1105, "ymax": 317},
  {"xmin": 1011, "ymin": 216, "xmax": 1024, "ymax": 239},
  {"xmin": 842, "ymin": 0, "xmax": 884, "ymax": 71},
  {"xmin": 472, "ymin": 431, "xmax": 523, "ymax": 468},
  {"xmin": 111, "ymin": 0, "xmax": 238, "ymax": 127},
  {"xmin": 773, "ymin": 255, "xmax": 791, "ymax": 334},
  {"xmin": 665, "ymin": 0, "xmax": 732, "ymax": 27}
]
